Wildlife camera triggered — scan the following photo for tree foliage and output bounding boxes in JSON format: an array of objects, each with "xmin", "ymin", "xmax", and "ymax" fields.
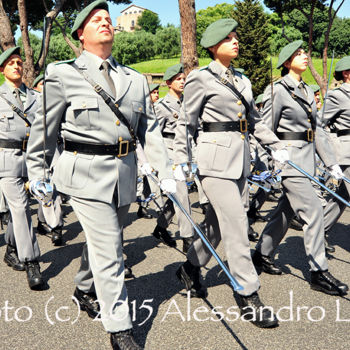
[
  {"xmin": 232, "ymin": 0, "xmax": 271, "ymax": 97},
  {"xmin": 136, "ymin": 9, "xmax": 161, "ymax": 34},
  {"xmin": 154, "ymin": 26, "xmax": 181, "ymax": 58}
]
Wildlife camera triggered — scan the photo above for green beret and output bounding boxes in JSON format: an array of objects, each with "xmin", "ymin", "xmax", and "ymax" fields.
[
  {"xmin": 334, "ymin": 56, "xmax": 350, "ymax": 81},
  {"xmin": 200, "ymin": 19, "xmax": 238, "ymax": 48},
  {"xmin": 276, "ymin": 40, "xmax": 303, "ymax": 69},
  {"xmin": 0, "ymin": 46, "xmax": 21, "ymax": 67},
  {"xmin": 255, "ymin": 94, "xmax": 263, "ymax": 105},
  {"xmin": 309, "ymin": 84, "xmax": 320, "ymax": 93},
  {"xmin": 71, "ymin": 0, "xmax": 109, "ymax": 40},
  {"xmin": 163, "ymin": 63, "xmax": 183, "ymax": 81},
  {"xmin": 33, "ymin": 74, "xmax": 44, "ymax": 87},
  {"xmin": 149, "ymin": 83, "xmax": 159, "ymax": 92}
]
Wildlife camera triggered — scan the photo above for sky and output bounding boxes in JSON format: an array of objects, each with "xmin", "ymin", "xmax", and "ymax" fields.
[{"xmin": 108, "ymin": 0, "xmax": 350, "ymax": 27}]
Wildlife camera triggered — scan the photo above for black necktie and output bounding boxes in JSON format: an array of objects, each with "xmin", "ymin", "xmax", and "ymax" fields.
[
  {"xmin": 100, "ymin": 61, "xmax": 116, "ymax": 98},
  {"xmin": 14, "ymin": 88, "xmax": 23, "ymax": 110},
  {"xmin": 298, "ymin": 82, "xmax": 307, "ymax": 99}
]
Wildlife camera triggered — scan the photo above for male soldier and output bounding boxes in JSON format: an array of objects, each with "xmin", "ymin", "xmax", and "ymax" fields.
[
  {"xmin": 322, "ymin": 56, "xmax": 350, "ymax": 252},
  {"xmin": 0, "ymin": 46, "xmax": 43, "ymax": 289},
  {"xmin": 310, "ymin": 84, "xmax": 322, "ymax": 110},
  {"xmin": 152, "ymin": 64, "xmax": 195, "ymax": 252},
  {"xmin": 32, "ymin": 74, "xmax": 44, "ymax": 92},
  {"xmin": 26, "ymin": 1, "xmax": 175, "ymax": 349}
]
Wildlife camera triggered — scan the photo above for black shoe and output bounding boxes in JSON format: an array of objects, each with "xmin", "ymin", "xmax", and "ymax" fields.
[
  {"xmin": 310, "ymin": 270, "xmax": 348, "ymax": 296},
  {"xmin": 110, "ymin": 329, "xmax": 142, "ymax": 350},
  {"xmin": 182, "ymin": 236, "xmax": 194, "ymax": 254},
  {"xmin": 248, "ymin": 226, "xmax": 259, "ymax": 242},
  {"xmin": 37, "ymin": 220, "xmax": 51, "ymax": 235},
  {"xmin": 289, "ymin": 216, "xmax": 303, "ymax": 231},
  {"xmin": 152, "ymin": 225, "xmax": 176, "ymax": 247},
  {"xmin": 73, "ymin": 287, "xmax": 100, "ymax": 319},
  {"xmin": 236, "ymin": 292, "xmax": 279, "ymax": 328},
  {"xmin": 176, "ymin": 261, "xmax": 207, "ymax": 298},
  {"xmin": 137, "ymin": 205, "xmax": 152, "ymax": 219},
  {"xmin": 325, "ymin": 232, "xmax": 335, "ymax": 253},
  {"xmin": 4, "ymin": 245, "xmax": 25, "ymax": 271},
  {"xmin": 124, "ymin": 264, "xmax": 133, "ymax": 279},
  {"xmin": 200, "ymin": 203, "xmax": 209, "ymax": 215},
  {"xmin": 25, "ymin": 261, "xmax": 44, "ymax": 290},
  {"xmin": 252, "ymin": 250, "xmax": 282, "ymax": 275},
  {"xmin": 51, "ymin": 226, "xmax": 63, "ymax": 246}
]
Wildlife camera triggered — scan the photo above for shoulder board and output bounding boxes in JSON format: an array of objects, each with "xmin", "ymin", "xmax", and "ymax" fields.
[
  {"xmin": 124, "ymin": 65, "xmax": 140, "ymax": 74},
  {"xmin": 55, "ymin": 58, "xmax": 76, "ymax": 65},
  {"xmin": 199, "ymin": 65, "xmax": 209, "ymax": 71}
]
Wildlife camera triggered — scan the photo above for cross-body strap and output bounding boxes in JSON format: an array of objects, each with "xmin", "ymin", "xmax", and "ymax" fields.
[
  {"xmin": 71, "ymin": 62, "xmax": 136, "ymax": 142},
  {"xmin": 0, "ymin": 95, "xmax": 31, "ymax": 127}
]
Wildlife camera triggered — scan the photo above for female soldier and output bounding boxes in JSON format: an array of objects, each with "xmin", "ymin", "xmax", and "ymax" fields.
[
  {"xmin": 253, "ymin": 41, "xmax": 348, "ymax": 296},
  {"xmin": 173, "ymin": 19, "xmax": 289, "ymax": 328},
  {"xmin": 322, "ymin": 57, "xmax": 350, "ymax": 247}
]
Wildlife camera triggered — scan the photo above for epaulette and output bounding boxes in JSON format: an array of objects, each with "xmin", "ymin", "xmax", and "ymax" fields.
[
  {"xmin": 55, "ymin": 58, "xmax": 76, "ymax": 65},
  {"xmin": 124, "ymin": 65, "xmax": 140, "ymax": 74}
]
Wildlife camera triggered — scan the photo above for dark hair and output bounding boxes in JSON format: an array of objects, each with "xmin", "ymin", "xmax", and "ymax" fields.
[
  {"xmin": 334, "ymin": 71, "xmax": 343, "ymax": 81},
  {"xmin": 281, "ymin": 66, "xmax": 289, "ymax": 77},
  {"xmin": 206, "ymin": 48, "xmax": 214, "ymax": 60}
]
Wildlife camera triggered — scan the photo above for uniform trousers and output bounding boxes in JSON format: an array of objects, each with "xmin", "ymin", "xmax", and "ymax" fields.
[
  {"xmin": 324, "ymin": 165, "xmax": 350, "ymax": 232},
  {"xmin": 37, "ymin": 192, "xmax": 63, "ymax": 229},
  {"xmin": 69, "ymin": 192, "xmax": 132, "ymax": 333},
  {"xmin": 157, "ymin": 180, "xmax": 193, "ymax": 238},
  {"xmin": 1, "ymin": 177, "xmax": 40, "ymax": 262},
  {"xmin": 256, "ymin": 176, "xmax": 328, "ymax": 271},
  {"xmin": 187, "ymin": 175, "xmax": 260, "ymax": 296}
]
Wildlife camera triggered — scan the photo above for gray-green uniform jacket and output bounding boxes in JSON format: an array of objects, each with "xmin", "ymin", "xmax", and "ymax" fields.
[
  {"xmin": 0, "ymin": 82, "xmax": 39, "ymax": 177},
  {"xmin": 322, "ymin": 82, "xmax": 350, "ymax": 165},
  {"xmin": 174, "ymin": 61, "xmax": 281, "ymax": 177},
  {"xmin": 26, "ymin": 50, "xmax": 172, "ymax": 205},
  {"xmin": 262, "ymin": 74, "xmax": 336, "ymax": 176}
]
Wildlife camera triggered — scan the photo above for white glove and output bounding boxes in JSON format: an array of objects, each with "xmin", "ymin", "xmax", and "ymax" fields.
[
  {"xmin": 271, "ymin": 149, "xmax": 289, "ymax": 164},
  {"xmin": 173, "ymin": 164, "xmax": 186, "ymax": 181},
  {"xmin": 329, "ymin": 164, "xmax": 344, "ymax": 180},
  {"xmin": 140, "ymin": 163, "xmax": 153, "ymax": 176},
  {"xmin": 160, "ymin": 178, "xmax": 177, "ymax": 194},
  {"xmin": 29, "ymin": 179, "xmax": 54, "ymax": 207}
]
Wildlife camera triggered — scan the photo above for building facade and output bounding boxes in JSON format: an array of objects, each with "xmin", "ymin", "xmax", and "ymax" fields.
[{"xmin": 115, "ymin": 5, "xmax": 151, "ymax": 32}]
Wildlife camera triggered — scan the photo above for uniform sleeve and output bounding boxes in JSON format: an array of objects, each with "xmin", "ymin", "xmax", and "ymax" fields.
[
  {"xmin": 322, "ymin": 90, "xmax": 342, "ymax": 126},
  {"xmin": 154, "ymin": 101, "xmax": 166, "ymax": 132},
  {"xmin": 173, "ymin": 69, "xmax": 206, "ymax": 165},
  {"xmin": 26, "ymin": 64, "xmax": 67, "ymax": 180},
  {"xmin": 136, "ymin": 75, "xmax": 173, "ymax": 180}
]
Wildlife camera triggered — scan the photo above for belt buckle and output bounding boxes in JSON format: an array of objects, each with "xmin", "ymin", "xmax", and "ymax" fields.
[
  {"xmin": 118, "ymin": 140, "xmax": 129, "ymax": 157},
  {"xmin": 240, "ymin": 119, "xmax": 248, "ymax": 133},
  {"xmin": 307, "ymin": 128, "xmax": 314, "ymax": 142},
  {"xmin": 94, "ymin": 85, "xmax": 102, "ymax": 93},
  {"xmin": 22, "ymin": 139, "xmax": 28, "ymax": 151}
]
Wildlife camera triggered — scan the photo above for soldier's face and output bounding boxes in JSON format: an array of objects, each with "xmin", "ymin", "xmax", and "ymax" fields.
[
  {"xmin": 78, "ymin": 9, "xmax": 114, "ymax": 47},
  {"xmin": 34, "ymin": 81, "xmax": 44, "ymax": 93},
  {"xmin": 285, "ymin": 49, "xmax": 308, "ymax": 74},
  {"xmin": 210, "ymin": 32, "xmax": 239, "ymax": 61},
  {"xmin": 168, "ymin": 73, "xmax": 185, "ymax": 94},
  {"xmin": 343, "ymin": 70, "xmax": 350, "ymax": 83},
  {"xmin": 150, "ymin": 89, "xmax": 159, "ymax": 103},
  {"xmin": 0, "ymin": 55, "xmax": 23, "ymax": 83}
]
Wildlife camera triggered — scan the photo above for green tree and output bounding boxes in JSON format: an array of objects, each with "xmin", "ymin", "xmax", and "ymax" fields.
[
  {"xmin": 154, "ymin": 26, "xmax": 181, "ymax": 58},
  {"xmin": 196, "ymin": 3, "xmax": 234, "ymax": 58},
  {"xmin": 232, "ymin": 0, "xmax": 271, "ymax": 97},
  {"xmin": 136, "ymin": 9, "xmax": 161, "ymax": 34}
]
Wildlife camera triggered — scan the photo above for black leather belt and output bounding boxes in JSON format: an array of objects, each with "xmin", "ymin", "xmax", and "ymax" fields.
[
  {"xmin": 337, "ymin": 129, "xmax": 350, "ymax": 137},
  {"xmin": 0, "ymin": 139, "xmax": 28, "ymax": 151},
  {"xmin": 202, "ymin": 120, "xmax": 248, "ymax": 133},
  {"xmin": 162, "ymin": 132, "xmax": 175, "ymax": 139},
  {"xmin": 277, "ymin": 129, "xmax": 314, "ymax": 142},
  {"xmin": 64, "ymin": 139, "xmax": 136, "ymax": 157}
]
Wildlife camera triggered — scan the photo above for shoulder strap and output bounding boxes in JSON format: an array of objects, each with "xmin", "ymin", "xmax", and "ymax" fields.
[
  {"xmin": 71, "ymin": 62, "xmax": 136, "ymax": 141},
  {"xmin": 206, "ymin": 66, "xmax": 250, "ymax": 116},
  {"xmin": 277, "ymin": 81, "xmax": 316, "ymax": 130},
  {"xmin": 0, "ymin": 95, "xmax": 31, "ymax": 127}
]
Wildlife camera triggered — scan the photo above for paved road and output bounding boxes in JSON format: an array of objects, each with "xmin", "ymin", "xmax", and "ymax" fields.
[{"xmin": 0, "ymin": 189, "xmax": 349, "ymax": 350}]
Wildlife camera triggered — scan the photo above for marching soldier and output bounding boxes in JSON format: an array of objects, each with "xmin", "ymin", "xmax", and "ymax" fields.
[
  {"xmin": 26, "ymin": 1, "xmax": 175, "ymax": 349},
  {"xmin": 253, "ymin": 40, "xmax": 348, "ymax": 296},
  {"xmin": 152, "ymin": 64, "xmax": 195, "ymax": 252},
  {"xmin": 173, "ymin": 19, "xmax": 289, "ymax": 328},
  {"xmin": 322, "ymin": 56, "xmax": 350, "ymax": 249},
  {"xmin": 0, "ymin": 46, "xmax": 43, "ymax": 289}
]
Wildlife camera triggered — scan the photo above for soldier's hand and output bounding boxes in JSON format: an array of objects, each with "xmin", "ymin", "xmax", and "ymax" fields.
[
  {"xmin": 173, "ymin": 164, "xmax": 186, "ymax": 181},
  {"xmin": 271, "ymin": 149, "xmax": 289, "ymax": 164},
  {"xmin": 140, "ymin": 163, "xmax": 153, "ymax": 176},
  {"xmin": 329, "ymin": 164, "xmax": 344, "ymax": 180},
  {"xmin": 28, "ymin": 179, "xmax": 54, "ymax": 207},
  {"xmin": 160, "ymin": 178, "xmax": 177, "ymax": 195}
]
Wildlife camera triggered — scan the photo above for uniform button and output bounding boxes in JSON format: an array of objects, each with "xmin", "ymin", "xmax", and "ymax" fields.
[
  {"xmin": 138, "ymin": 107, "xmax": 142, "ymax": 111},
  {"xmin": 237, "ymin": 100, "xmax": 242, "ymax": 105},
  {"xmin": 213, "ymin": 140, "xmax": 216, "ymax": 143},
  {"xmin": 26, "ymin": 133, "xmax": 30, "ymax": 137},
  {"xmin": 25, "ymin": 123, "xmax": 29, "ymax": 127},
  {"xmin": 82, "ymin": 104, "xmax": 86, "ymax": 108},
  {"xmin": 237, "ymin": 112, "xmax": 243, "ymax": 118},
  {"xmin": 119, "ymin": 136, "xmax": 123, "ymax": 142},
  {"xmin": 308, "ymin": 108, "xmax": 312, "ymax": 113},
  {"xmin": 115, "ymin": 103, "xmax": 119, "ymax": 108},
  {"xmin": 116, "ymin": 120, "xmax": 120, "ymax": 125},
  {"xmin": 308, "ymin": 119, "xmax": 311, "ymax": 123},
  {"xmin": 241, "ymin": 134, "xmax": 245, "ymax": 140},
  {"xmin": 73, "ymin": 151, "xmax": 77, "ymax": 155},
  {"xmin": 23, "ymin": 113, "xmax": 27, "ymax": 117}
]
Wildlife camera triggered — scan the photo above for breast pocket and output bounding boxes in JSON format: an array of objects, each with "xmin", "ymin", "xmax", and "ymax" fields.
[
  {"xmin": 131, "ymin": 101, "xmax": 144, "ymax": 127},
  {"xmin": 0, "ymin": 112, "xmax": 16, "ymax": 131},
  {"xmin": 70, "ymin": 97, "xmax": 100, "ymax": 130}
]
